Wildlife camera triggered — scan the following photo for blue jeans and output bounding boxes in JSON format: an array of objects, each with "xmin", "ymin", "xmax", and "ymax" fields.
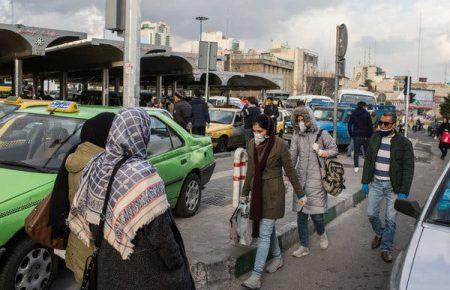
[
  {"xmin": 252, "ymin": 219, "xmax": 281, "ymax": 277},
  {"xmin": 367, "ymin": 179, "xmax": 398, "ymax": 251},
  {"xmin": 297, "ymin": 212, "xmax": 325, "ymax": 247}
]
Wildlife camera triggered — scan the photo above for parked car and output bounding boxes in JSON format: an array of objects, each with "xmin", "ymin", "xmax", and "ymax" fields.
[
  {"xmin": 391, "ymin": 162, "xmax": 450, "ymax": 290},
  {"xmin": 277, "ymin": 109, "xmax": 291, "ymax": 138},
  {"xmin": 76, "ymin": 90, "xmax": 122, "ymax": 106},
  {"xmin": 206, "ymin": 108, "xmax": 244, "ymax": 152},
  {"xmin": 0, "ymin": 101, "xmax": 215, "ymax": 289},
  {"xmin": 313, "ymin": 105, "xmax": 353, "ymax": 146}
]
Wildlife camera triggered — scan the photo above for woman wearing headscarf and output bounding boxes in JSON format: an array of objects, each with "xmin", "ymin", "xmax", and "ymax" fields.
[
  {"xmin": 48, "ymin": 112, "xmax": 116, "ymax": 283},
  {"xmin": 68, "ymin": 108, "xmax": 194, "ymax": 290},
  {"xmin": 241, "ymin": 115, "xmax": 303, "ymax": 290},
  {"xmin": 290, "ymin": 108, "xmax": 338, "ymax": 258}
]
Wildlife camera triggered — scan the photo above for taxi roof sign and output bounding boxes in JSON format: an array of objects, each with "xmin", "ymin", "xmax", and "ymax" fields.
[
  {"xmin": 4, "ymin": 96, "xmax": 24, "ymax": 105},
  {"xmin": 47, "ymin": 101, "xmax": 79, "ymax": 113}
]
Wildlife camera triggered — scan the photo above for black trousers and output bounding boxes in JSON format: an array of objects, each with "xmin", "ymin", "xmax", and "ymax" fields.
[
  {"xmin": 192, "ymin": 126, "xmax": 206, "ymax": 135},
  {"xmin": 439, "ymin": 142, "xmax": 448, "ymax": 157},
  {"xmin": 353, "ymin": 137, "xmax": 368, "ymax": 167}
]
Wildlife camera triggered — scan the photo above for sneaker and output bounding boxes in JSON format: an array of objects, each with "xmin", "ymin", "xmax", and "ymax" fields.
[
  {"xmin": 354, "ymin": 167, "xmax": 359, "ymax": 173},
  {"xmin": 292, "ymin": 246, "xmax": 309, "ymax": 258},
  {"xmin": 241, "ymin": 274, "xmax": 261, "ymax": 289},
  {"xmin": 265, "ymin": 257, "xmax": 283, "ymax": 273},
  {"xmin": 319, "ymin": 233, "xmax": 329, "ymax": 250},
  {"xmin": 381, "ymin": 251, "xmax": 393, "ymax": 263}
]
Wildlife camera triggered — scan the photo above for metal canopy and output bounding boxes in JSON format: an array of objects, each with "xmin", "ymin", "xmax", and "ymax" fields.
[{"xmin": 0, "ymin": 23, "xmax": 86, "ymax": 62}]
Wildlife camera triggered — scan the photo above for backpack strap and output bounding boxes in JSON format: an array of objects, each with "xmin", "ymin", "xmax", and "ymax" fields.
[{"xmin": 314, "ymin": 129, "xmax": 324, "ymax": 170}]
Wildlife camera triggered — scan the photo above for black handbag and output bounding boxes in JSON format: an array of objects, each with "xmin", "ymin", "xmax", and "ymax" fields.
[{"xmin": 80, "ymin": 156, "xmax": 130, "ymax": 290}]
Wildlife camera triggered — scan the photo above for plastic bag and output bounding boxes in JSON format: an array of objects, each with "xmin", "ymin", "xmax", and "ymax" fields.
[{"xmin": 230, "ymin": 202, "xmax": 253, "ymax": 246}]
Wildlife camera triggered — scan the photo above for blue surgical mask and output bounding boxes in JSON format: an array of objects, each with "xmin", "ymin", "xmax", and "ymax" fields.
[{"xmin": 254, "ymin": 133, "xmax": 267, "ymax": 145}]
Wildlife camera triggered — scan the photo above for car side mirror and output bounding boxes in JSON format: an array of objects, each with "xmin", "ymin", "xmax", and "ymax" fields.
[{"xmin": 394, "ymin": 199, "xmax": 421, "ymax": 219}]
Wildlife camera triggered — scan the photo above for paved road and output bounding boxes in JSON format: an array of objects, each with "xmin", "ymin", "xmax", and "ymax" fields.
[{"xmin": 226, "ymin": 131, "xmax": 447, "ymax": 290}]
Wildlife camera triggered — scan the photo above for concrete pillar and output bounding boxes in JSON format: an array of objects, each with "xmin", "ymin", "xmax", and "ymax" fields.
[
  {"xmin": 102, "ymin": 67, "xmax": 110, "ymax": 106},
  {"xmin": 14, "ymin": 58, "xmax": 22, "ymax": 97},
  {"xmin": 11, "ymin": 74, "xmax": 15, "ymax": 96},
  {"xmin": 156, "ymin": 75, "xmax": 162, "ymax": 100},
  {"xmin": 114, "ymin": 78, "xmax": 120, "ymax": 94},
  {"xmin": 39, "ymin": 78, "xmax": 45, "ymax": 94},
  {"xmin": 60, "ymin": 72, "xmax": 68, "ymax": 100},
  {"xmin": 164, "ymin": 85, "xmax": 168, "ymax": 98},
  {"xmin": 172, "ymin": 81, "xmax": 177, "ymax": 96},
  {"xmin": 32, "ymin": 75, "xmax": 39, "ymax": 100}
]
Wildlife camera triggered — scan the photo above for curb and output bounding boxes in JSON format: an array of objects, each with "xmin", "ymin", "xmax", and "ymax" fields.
[
  {"xmin": 192, "ymin": 190, "xmax": 366, "ymax": 288},
  {"xmin": 213, "ymin": 152, "xmax": 232, "ymax": 159}
]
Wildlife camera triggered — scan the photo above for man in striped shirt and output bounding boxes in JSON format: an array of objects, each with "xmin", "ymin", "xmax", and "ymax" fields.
[{"xmin": 361, "ymin": 112, "xmax": 415, "ymax": 263}]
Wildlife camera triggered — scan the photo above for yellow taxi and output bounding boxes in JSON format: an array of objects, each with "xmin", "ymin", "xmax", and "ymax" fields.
[
  {"xmin": 206, "ymin": 108, "xmax": 245, "ymax": 152},
  {"xmin": 0, "ymin": 96, "xmax": 51, "ymax": 118}
]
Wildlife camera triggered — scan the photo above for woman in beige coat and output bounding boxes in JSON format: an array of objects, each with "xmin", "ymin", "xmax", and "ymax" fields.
[{"xmin": 241, "ymin": 114, "xmax": 304, "ymax": 290}]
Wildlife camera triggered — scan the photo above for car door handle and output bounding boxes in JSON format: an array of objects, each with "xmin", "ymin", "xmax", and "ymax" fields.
[{"xmin": 180, "ymin": 158, "xmax": 187, "ymax": 165}]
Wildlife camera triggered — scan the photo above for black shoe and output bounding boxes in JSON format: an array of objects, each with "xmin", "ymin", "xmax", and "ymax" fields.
[{"xmin": 441, "ymin": 155, "xmax": 445, "ymax": 160}]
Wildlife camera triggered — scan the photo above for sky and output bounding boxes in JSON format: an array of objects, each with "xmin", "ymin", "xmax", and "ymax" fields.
[{"xmin": 0, "ymin": 0, "xmax": 449, "ymax": 82}]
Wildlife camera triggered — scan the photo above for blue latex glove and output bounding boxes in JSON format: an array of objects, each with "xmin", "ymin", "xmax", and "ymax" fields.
[
  {"xmin": 398, "ymin": 193, "xmax": 408, "ymax": 199},
  {"xmin": 361, "ymin": 184, "xmax": 369, "ymax": 195}
]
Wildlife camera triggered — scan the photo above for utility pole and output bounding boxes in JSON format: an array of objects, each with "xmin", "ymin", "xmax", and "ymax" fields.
[
  {"xmin": 334, "ymin": 24, "xmax": 347, "ymax": 141},
  {"xmin": 205, "ymin": 41, "xmax": 211, "ymax": 102},
  {"xmin": 122, "ymin": 0, "xmax": 141, "ymax": 107},
  {"xmin": 404, "ymin": 75, "xmax": 411, "ymax": 138},
  {"xmin": 195, "ymin": 16, "xmax": 208, "ymax": 41}
]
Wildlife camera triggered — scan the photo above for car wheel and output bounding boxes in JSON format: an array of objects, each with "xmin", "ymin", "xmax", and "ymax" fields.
[
  {"xmin": 175, "ymin": 173, "xmax": 202, "ymax": 217},
  {"xmin": 0, "ymin": 238, "xmax": 58, "ymax": 290},
  {"xmin": 215, "ymin": 137, "xmax": 228, "ymax": 153}
]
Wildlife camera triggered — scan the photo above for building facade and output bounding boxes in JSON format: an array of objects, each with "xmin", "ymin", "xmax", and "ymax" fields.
[{"xmin": 140, "ymin": 21, "xmax": 171, "ymax": 46}]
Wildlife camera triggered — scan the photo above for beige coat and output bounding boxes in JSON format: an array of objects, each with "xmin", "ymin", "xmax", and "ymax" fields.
[
  {"xmin": 242, "ymin": 136, "xmax": 303, "ymax": 219},
  {"xmin": 65, "ymin": 142, "xmax": 103, "ymax": 283}
]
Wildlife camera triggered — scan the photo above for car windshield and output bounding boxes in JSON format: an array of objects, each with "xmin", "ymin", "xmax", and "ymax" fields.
[
  {"xmin": 427, "ymin": 172, "xmax": 450, "ymax": 226},
  {"xmin": 341, "ymin": 94, "xmax": 376, "ymax": 106},
  {"xmin": 0, "ymin": 113, "xmax": 83, "ymax": 173},
  {"xmin": 209, "ymin": 110, "xmax": 235, "ymax": 124},
  {"xmin": 314, "ymin": 109, "xmax": 344, "ymax": 122},
  {"xmin": 0, "ymin": 103, "xmax": 19, "ymax": 118}
]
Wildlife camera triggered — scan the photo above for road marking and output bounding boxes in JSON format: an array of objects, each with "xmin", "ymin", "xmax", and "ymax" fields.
[{"xmin": 210, "ymin": 169, "xmax": 233, "ymax": 181}]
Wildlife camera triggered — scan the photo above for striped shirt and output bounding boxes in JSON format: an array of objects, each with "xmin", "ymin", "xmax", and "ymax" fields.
[{"xmin": 374, "ymin": 133, "xmax": 394, "ymax": 181}]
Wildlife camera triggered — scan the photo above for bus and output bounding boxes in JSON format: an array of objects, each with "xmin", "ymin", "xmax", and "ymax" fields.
[{"xmin": 338, "ymin": 89, "xmax": 377, "ymax": 106}]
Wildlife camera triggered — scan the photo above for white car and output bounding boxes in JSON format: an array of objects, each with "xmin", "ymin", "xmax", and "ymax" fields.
[{"xmin": 390, "ymin": 162, "xmax": 450, "ymax": 290}]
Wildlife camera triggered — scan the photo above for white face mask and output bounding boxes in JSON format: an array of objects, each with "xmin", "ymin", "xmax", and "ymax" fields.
[
  {"xmin": 254, "ymin": 133, "xmax": 267, "ymax": 145},
  {"xmin": 299, "ymin": 121, "xmax": 307, "ymax": 133}
]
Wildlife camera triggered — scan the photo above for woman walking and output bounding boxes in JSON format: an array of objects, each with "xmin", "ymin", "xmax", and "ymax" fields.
[
  {"xmin": 68, "ymin": 108, "xmax": 194, "ymax": 290},
  {"xmin": 290, "ymin": 108, "xmax": 338, "ymax": 258},
  {"xmin": 438, "ymin": 117, "xmax": 450, "ymax": 160},
  {"xmin": 241, "ymin": 115, "xmax": 304, "ymax": 289},
  {"xmin": 49, "ymin": 112, "xmax": 116, "ymax": 283}
]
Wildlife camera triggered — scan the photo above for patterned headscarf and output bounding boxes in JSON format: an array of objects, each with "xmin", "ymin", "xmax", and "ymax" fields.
[{"xmin": 68, "ymin": 108, "xmax": 169, "ymax": 259}]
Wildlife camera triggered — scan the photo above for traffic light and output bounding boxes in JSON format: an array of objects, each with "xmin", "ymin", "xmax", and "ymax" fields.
[
  {"xmin": 403, "ymin": 76, "xmax": 412, "ymax": 95},
  {"xmin": 409, "ymin": 92, "xmax": 416, "ymax": 104}
]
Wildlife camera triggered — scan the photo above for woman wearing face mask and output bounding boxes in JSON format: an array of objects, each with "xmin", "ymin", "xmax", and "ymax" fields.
[
  {"xmin": 290, "ymin": 108, "xmax": 338, "ymax": 258},
  {"xmin": 241, "ymin": 115, "xmax": 304, "ymax": 289}
]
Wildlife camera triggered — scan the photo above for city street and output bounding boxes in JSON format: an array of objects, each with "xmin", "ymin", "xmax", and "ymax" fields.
[{"xmin": 51, "ymin": 131, "xmax": 446, "ymax": 290}]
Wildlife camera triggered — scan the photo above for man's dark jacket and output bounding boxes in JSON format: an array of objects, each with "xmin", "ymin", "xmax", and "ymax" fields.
[
  {"xmin": 190, "ymin": 98, "xmax": 210, "ymax": 128},
  {"xmin": 242, "ymin": 105, "xmax": 261, "ymax": 129},
  {"xmin": 173, "ymin": 99, "xmax": 192, "ymax": 130},
  {"xmin": 348, "ymin": 108, "xmax": 373, "ymax": 138},
  {"xmin": 263, "ymin": 105, "xmax": 279, "ymax": 120},
  {"xmin": 362, "ymin": 131, "xmax": 414, "ymax": 195}
]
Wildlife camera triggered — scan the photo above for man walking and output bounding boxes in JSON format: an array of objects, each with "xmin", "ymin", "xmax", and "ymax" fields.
[
  {"xmin": 361, "ymin": 112, "xmax": 414, "ymax": 263},
  {"xmin": 348, "ymin": 101, "xmax": 373, "ymax": 173},
  {"xmin": 242, "ymin": 96, "xmax": 261, "ymax": 148},
  {"xmin": 190, "ymin": 89, "xmax": 210, "ymax": 135},
  {"xmin": 263, "ymin": 97, "xmax": 279, "ymax": 129},
  {"xmin": 173, "ymin": 90, "xmax": 192, "ymax": 131}
]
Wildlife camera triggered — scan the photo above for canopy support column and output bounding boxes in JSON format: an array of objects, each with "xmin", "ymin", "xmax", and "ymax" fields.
[
  {"xmin": 32, "ymin": 75, "xmax": 39, "ymax": 99},
  {"xmin": 114, "ymin": 78, "xmax": 120, "ymax": 94},
  {"xmin": 172, "ymin": 81, "xmax": 177, "ymax": 96},
  {"xmin": 60, "ymin": 72, "xmax": 68, "ymax": 100},
  {"xmin": 156, "ymin": 75, "xmax": 162, "ymax": 101},
  {"xmin": 14, "ymin": 58, "xmax": 22, "ymax": 97},
  {"xmin": 102, "ymin": 67, "xmax": 110, "ymax": 106}
]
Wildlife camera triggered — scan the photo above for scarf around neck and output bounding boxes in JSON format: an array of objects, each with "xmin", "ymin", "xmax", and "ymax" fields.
[{"xmin": 67, "ymin": 108, "xmax": 169, "ymax": 260}]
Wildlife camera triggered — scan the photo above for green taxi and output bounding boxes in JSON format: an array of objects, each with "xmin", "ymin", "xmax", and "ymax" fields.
[{"xmin": 0, "ymin": 102, "xmax": 215, "ymax": 289}]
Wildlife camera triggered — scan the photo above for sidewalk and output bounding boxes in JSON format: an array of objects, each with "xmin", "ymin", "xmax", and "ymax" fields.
[{"xmin": 176, "ymin": 153, "xmax": 365, "ymax": 289}]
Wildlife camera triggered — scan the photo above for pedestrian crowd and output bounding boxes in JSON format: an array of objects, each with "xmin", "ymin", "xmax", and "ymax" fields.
[{"xmin": 26, "ymin": 92, "xmax": 423, "ymax": 290}]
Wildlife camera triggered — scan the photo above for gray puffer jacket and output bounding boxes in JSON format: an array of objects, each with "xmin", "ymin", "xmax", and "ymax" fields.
[{"xmin": 290, "ymin": 109, "xmax": 338, "ymax": 214}]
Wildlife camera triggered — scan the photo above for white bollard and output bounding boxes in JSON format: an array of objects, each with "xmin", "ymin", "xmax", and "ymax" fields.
[{"xmin": 232, "ymin": 148, "xmax": 248, "ymax": 208}]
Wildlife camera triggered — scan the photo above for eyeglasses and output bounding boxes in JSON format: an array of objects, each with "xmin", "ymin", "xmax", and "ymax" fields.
[{"xmin": 378, "ymin": 121, "xmax": 393, "ymax": 126}]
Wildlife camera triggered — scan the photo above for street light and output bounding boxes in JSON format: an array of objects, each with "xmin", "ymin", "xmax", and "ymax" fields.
[{"xmin": 195, "ymin": 16, "xmax": 208, "ymax": 41}]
